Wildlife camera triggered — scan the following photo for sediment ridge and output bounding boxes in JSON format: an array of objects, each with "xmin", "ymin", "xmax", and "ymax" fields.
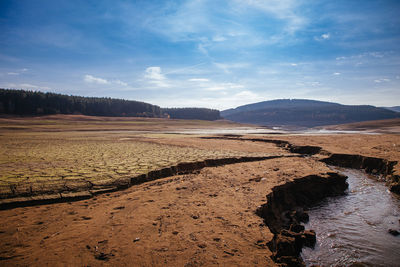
[
  {"xmin": 321, "ymin": 153, "xmax": 400, "ymax": 194},
  {"xmin": 0, "ymin": 155, "xmax": 294, "ymax": 210},
  {"xmin": 201, "ymin": 136, "xmax": 322, "ymax": 155},
  {"xmin": 202, "ymin": 136, "xmax": 400, "ymax": 194},
  {"xmin": 256, "ymin": 172, "xmax": 349, "ymax": 266}
]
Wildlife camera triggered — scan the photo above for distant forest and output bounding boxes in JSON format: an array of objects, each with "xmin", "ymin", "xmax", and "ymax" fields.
[{"xmin": 0, "ymin": 89, "xmax": 220, "ymax": 120}]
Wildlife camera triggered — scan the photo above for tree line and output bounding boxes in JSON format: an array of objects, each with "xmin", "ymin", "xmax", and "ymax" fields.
[{"xmin": 0, "ymin": 89, "xmax": 221, "ymax": 120}]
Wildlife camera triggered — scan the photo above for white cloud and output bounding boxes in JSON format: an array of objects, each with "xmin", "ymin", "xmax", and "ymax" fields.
[
  {"xmin": 204, "ymin": 82, "xmax": 244, "ymax": 91},
  {"xmin": 114, "ymin": 80, "xmax": 128, "ymax": 86},
  {"xmin": 205, "ymin": 86, "xmax": 226, "ymax": 91},
  {"xmin": 315, "ymin": 33, "xmax": 330, "ymax": 41},
  {"xmin": 198, "ymin": 43, "xmax": 209, "ymax": 56},
  {"xmin": 321, "ymin": 33, "xmax": 330, "ymax": 39},
  {"xmin": 145, "ymin": 67, "xmax": 165, "ymax": 80},
  {"xmin": 235, "ymin": 90, "xmax": 258, "ymax": 98},
  {"xmin": 212, "ymin": 35, "xmax": 227, "ymax": 42},
  {"xmin": 333, "ymin": 72, "xmax": 341, "ymax": 75},
  {"xmin": 20, "ymin": 83, "xmax": 39, "ymax": 88},
  {"xmin": 5, "ymin": 83, "xmax": 51, "ymax": 90},
  {"xmin": 84, "ymin": 74, "xmax": 109, "ymax": 84},
  {"xmin": 188, "ymin": 78, "xmax": 209, "ymax": 82},
  {"xmin": 213, "ymin": 62, "xmax": 249, "ymax": 74},
  {"xmin": 374, "ymin": 78, "xmax": 390, "ymax": 83},
  {"xmin": 144, "ymin": 66, "xmax": 169, "ymax": 87},
  {"xmin": 6, "ymin": 68, "xmax": 28, "ymax": 76}
]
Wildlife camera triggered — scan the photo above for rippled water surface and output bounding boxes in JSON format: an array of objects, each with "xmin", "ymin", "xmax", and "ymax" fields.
[{"xmin": 302, "ymin": 168, "xmax": 400, "ymax": 267}]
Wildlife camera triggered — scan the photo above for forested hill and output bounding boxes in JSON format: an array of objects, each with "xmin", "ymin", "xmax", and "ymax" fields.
[
  {"xmin": 0, "ymin": 89, "xmax": 221, "ymax": 120},
  {"xmin": 161, "ymin": 108, "xmax": 220, "ymax": 120},
  {"xmin": 221, "ymin": 99, "xmax": 400, "ymax": 127},
  {"xmin": 0, "ymin": 89, "xmax": 162, "ymax": 117}
]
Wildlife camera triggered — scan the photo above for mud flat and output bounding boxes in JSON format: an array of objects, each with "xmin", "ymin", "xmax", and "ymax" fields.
[
  {"xmin": 0, "ymin": 156, "xmax": 333, "ymax": 266},
  {"xmin": 0, "ymin": 117, "xmax": 399, "ymax": 266}
]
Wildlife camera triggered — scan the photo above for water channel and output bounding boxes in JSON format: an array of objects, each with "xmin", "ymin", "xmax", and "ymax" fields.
[{"xmin": 301, "ymin": 168, "xmax": 400, "ymax": 267}]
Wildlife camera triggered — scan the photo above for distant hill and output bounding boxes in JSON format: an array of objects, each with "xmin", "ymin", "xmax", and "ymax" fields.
[
  {"xmin": 0, "ymin": 88, "xmax": 221, "ymax": 120},
  {"xmin": 382, "ymin": 106, "xmax": 400, "ymax": 113},
  {"xmin": 221, "ymin": 99, "xmax": 400, "ymax": 127}
]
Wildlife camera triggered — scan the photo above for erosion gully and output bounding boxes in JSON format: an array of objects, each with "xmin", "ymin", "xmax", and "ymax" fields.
[{"xmin": 204, "ymin": 136, "xmax": 400, "ymax": 266}]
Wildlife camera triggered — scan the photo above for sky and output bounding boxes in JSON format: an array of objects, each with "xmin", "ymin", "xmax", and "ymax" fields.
[{"xmin": 0, "ymin": 0, "xmax": 399, "ymax": 110}]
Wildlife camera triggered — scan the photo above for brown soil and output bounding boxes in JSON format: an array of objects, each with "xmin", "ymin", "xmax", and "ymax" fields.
[
  {"xmin": 1, "ymin": 116, "xmax": 400, "ymax": 266},
  {"xmin": 0, "ymin": 156, "xmax": 330, "ymax": 266}
]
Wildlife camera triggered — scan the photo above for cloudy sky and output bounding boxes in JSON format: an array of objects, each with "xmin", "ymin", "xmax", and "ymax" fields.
[{"xmin": 0, "ymin": 0, "xmax": 399, "ymax": 109}]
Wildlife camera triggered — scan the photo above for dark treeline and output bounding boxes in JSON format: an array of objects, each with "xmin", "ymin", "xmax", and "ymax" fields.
[
  {"xmin": 0, "ymin": 89, "xmax": 162, "ymax": 117},
  {"xmin": 0, "ymin": 89, "xmax": 221, "ymax": 120},
  {"xmin": 161, "ymin": 108, "xmax": 221, "ymax": 121}
]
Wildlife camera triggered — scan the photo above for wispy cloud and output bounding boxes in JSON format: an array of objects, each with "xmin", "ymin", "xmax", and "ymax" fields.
[
  {"xmin": 237, "ymin": 0, "xmax": 307, "ymax": 34},
  {"xmin": 84, "ymin": 74, "xmax": 109, "ymax": 84},
  {"xmin": 188, "ymin": 78, "xmax": 209, "ymax": 82},
  {"xmin": 2, "ymin": 82, "xmax": 51, "ymax": 90},
  {"xmin": 114, "ymin": 80, "xmax": 128, "ymax": 86},
  {"xmin": 204, "ymin": 82, "xmax": 244, "ymax": 91},
  {"xmin": 374, "ymin": 78, "xmax": 391, "ymax": 83}
]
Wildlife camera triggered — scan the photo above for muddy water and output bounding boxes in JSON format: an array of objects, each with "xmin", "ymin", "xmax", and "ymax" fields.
[{"xmin": 302, "ymin": 168, "xmax": 400, "ymax": 267}]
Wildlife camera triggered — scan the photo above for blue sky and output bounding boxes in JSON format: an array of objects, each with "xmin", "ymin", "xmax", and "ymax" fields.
[{"xmin": 0, "ymin": 0, "xmax": 399, "ymax": 109}]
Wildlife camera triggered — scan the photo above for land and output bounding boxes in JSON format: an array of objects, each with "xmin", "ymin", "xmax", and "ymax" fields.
[
  {"xmin": 221, "ymin": 99, "xmax": 400, "ymax": 127},
  {"xmin": 0, "ymin": 115, "xmax": 399, "ymax": 266}
]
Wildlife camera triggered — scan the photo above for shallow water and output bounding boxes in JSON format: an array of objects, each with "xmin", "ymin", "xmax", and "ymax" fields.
[{"xmin": 302, "ymin": 168, "xmax": 400, "ymax": 267}]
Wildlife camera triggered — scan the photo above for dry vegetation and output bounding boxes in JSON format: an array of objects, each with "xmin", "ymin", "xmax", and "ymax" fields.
[{"xmin": 0, "ymin": 116, "xmax": 268, "ymax": 199}]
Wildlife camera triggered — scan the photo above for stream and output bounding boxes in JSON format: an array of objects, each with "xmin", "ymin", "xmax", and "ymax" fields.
[{"xmin": 301, "ymin": 168, "xmax": 400, "ymax": 267}]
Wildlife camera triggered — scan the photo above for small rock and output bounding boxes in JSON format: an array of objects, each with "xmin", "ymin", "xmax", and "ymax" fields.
[
  {"xmin": 81, "ymin": 216, "xmax": 92, "ymax": 220},
  {"xmin": 113, "ymin": 206, "xmax": 125, "ymax": 210},
  {"xmin": 388, "ymin": 229, "xmax": 400, "ymax": 236},
  {"xmin": 133, "ymin": 237, "xmax": 140, "ymax": 242},
  {"xmin": 213, "ymin": 237, "xmax": 221, "ymax": 242},
  {"xmin": 223, "ymin": 250, "xmax": 234, "ymax": 256},
  {"xmin": 295, "ymin": 210, "xmax": 309, "ymax": 223},
  {"xmin": 290, "ymin": 224, "xmax": 305, "ymax": 233},
  {"xmin": 303, "ymin": 230, "xmax": 317, "ymax": 248},
  {"xmin": 191, "ymin": 215, "xmax": 199, "ymax": 219},
  {"xmin": 95, "ymin": 252, "xmax": 112, "ymax": 261},
  {"xmin": 86, "ymin": 245, "xmax": 91, "ymax": 249},
  {"xmin": 172, "ymin": 231, "xmax": 179, "ymax": 235},
  {"xmin": 198, "ymin": 243, "xmax": 207, "ymax": 248}
]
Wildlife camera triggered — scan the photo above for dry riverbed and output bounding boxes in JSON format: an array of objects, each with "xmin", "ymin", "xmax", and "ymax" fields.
[{"xmin": 0, "ymin": 115, "xmax": 399, "ymax": 266}]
